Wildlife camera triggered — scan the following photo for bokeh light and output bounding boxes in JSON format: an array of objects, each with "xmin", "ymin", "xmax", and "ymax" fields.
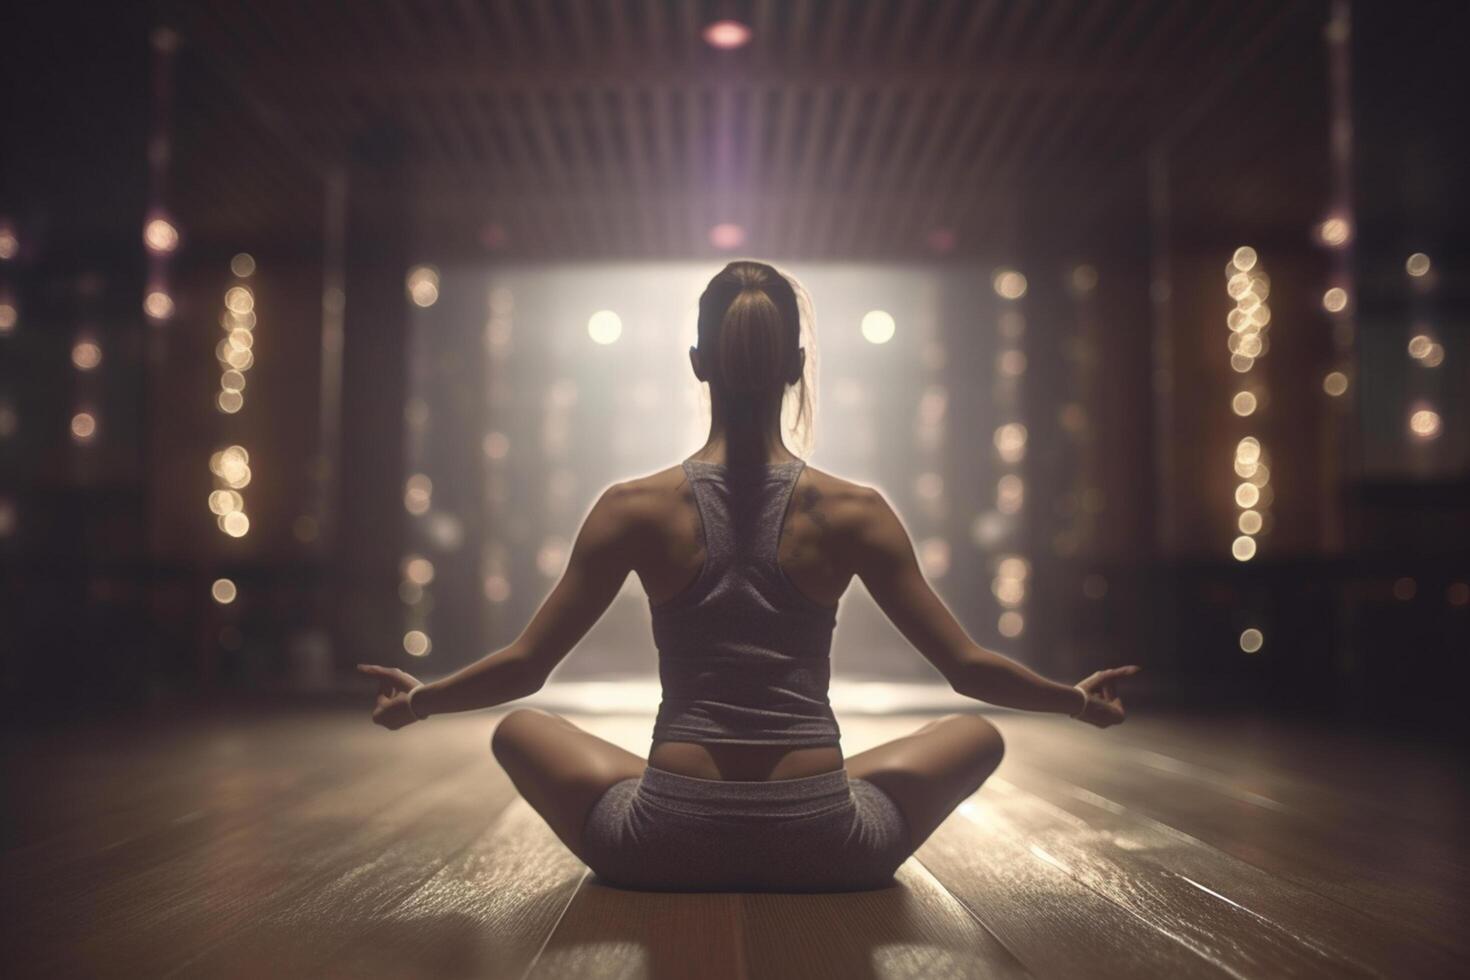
[
  {"xmin": 143, "ymin": 215, "xmax": 179, "ymax": 253},
  {"xmin": 404, "ymin": 555, "xmax": 435, "ymax": 586},
  {"xmin": 211, "ymin": 578, "xmax": 237, "ymax": 604},
  {"xmin": 224, "ymin": 286, "xmax": 254, "ymax": 315},
  {"xmin": 406, "ymin": 265, "xmax": 440, "ymax": 308},
  {"xmin": 144, "ymin": 290, "xmax": 174, "ymax": 320},
  {"xmin": 994, "ymin": 423, "xmax": 1027, "ymax": 463},
  {"xmin": 588, "ymin": 309, "xmax": 623, "ymax": 345},
  {"xmin": 405, "ymin": 474, "xmax": 433, "ymax": 515},
  {"xmin": 992, "ymin": 269, "xmax": 1028, "ymax": 300},
  {"xmin": 1409, "ymin": 408, "xmax": 1442, "ymax": 440},
  {"xmin": 702, "ymin": 19, "xmax": 752, "ymax": 49},
  {"xmin": 708, "ymin": 223, "xmax": 746, "ymax": 250},
  {"xmin": 1317, "ymin": 216, "xmax": 1351, "ymax": 247},
  {"xmin": 71, "ymin": 340, "xmax": 102, "ymax": 370},
  {"xmin": 860, "ymin": 310, "xmax": 896, "ymax": 345},
  {"xmin": 70, "ymin": 411, "xmax": 97, "ymax": 442}
]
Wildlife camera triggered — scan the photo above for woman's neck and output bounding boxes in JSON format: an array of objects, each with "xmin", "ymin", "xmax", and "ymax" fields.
[{"xmin": 694, "ymin": 391, "xmax": 795, "ymax": 465}]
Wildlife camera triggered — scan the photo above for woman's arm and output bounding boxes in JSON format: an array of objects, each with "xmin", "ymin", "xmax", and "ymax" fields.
[
  {"xmin": 850, "ymin": 487, "xmax": 1137, "ymax": 727},
  {"xmin": 359, "ymin": 483, "xmax": 637, "ymax": 728}
]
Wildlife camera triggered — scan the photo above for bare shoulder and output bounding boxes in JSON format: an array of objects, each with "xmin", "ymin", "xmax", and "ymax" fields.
[
  {"xmin": 596, "ymin": 464, "xmax": 690, "ymax": 526},
  {"xmin": 793, "ymin": 465, "xmax": 892, "ymax": 549}
]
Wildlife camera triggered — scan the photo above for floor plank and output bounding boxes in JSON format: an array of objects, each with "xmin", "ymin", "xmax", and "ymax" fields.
[
  {"xmin": 996, "ymin": 715, "xmax": 1469, "ymax": 960},
  {"xmin": 4, "ymin": 705, "xmax": 1465, "ymax": 980},
  {"xmin": 528, "ymin": 884, "xmax": 745, "ymax": 980},
  {"xmin": 317, "ymin": 799, "xmax": 589, "ymax": 980},
  {"xmin": 738, "ymin": 861, "xmax": 1030, "ymax": 980},
  {"xmin": 979, "ymin": 770, "xmax": 1457, "ymax": 978},
  {"xmin": 166, "ymin": 765, "xmax": 516, "ymax": 977},
  {"xmin": 914, "ymin": 790, "xmax": 1232, "ymax": 980}
]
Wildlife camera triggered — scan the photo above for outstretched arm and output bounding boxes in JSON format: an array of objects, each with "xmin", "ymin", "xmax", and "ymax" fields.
[
  {"xmin": 359, "ymin": 483, "xmax": 636, "ymax": 728},
  {"xmin": 851, "ymin": 488, "xmax": 1137, "ymax": 727}
]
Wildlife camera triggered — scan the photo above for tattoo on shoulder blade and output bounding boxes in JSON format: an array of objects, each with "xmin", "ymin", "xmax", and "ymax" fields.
[{"xmin": 799, "ymin": 485, "xmax": 830, "ymax": 534}]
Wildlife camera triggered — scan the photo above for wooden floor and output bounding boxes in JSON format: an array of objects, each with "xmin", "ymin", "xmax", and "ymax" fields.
[{"xmin": 3, "ymin": 705, "xmax": 1465, "ymax": 979}]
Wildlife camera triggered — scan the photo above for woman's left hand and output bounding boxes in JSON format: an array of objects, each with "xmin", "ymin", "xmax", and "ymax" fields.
[{"xmin": 357, "ymin": 664, "xmax": 424, "ymax": 731}]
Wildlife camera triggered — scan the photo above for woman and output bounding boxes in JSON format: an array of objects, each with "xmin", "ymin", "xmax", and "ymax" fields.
[{"xmin": 359, "ymin": 260, "xmax": 1138, "ymax": 893}]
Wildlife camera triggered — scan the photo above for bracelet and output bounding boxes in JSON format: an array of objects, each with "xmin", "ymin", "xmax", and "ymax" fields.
[
  {"xmin": 1070, "ymin": 684, "xmax": 1089, "ymax": 719},
  {"xmin": 407, "ymin": 684, "xmax": 430, "ymax": 721}
]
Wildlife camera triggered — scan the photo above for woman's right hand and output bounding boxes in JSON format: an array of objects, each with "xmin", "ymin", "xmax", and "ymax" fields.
[{"xmin": 1074, "ymin": 665, "xmax": 1141, "ymax": 728}]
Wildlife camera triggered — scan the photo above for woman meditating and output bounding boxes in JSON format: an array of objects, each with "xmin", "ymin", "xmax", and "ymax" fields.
[{"xmin": 359, "ymin": 260, "xmax": 1137, "ymax": 892}]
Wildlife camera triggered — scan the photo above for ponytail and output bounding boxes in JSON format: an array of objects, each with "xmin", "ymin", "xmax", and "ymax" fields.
[
  {"xmin": 717, "ymin": 287, "xmax": 788, "ymax": 393},
  {"xmin": 695, "ymin": 260, "xmax": 815, "ymax": 455}
]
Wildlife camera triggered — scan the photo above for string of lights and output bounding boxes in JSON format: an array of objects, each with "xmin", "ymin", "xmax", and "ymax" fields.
[
  {"xmin": 913, "ymin": 301, "xmax": 950, "ymax": 585},
  {"xmin": 481, "ymin": 282, "xmax": 514, "ymax": 612},
  {"xmin": 1226, "ymin": 245, "xmax": 1272, "ymax": 566},
  {"xmin": 401, "ymin": 263, "xmax": 442, "ymax": 659},
  {"xmin": 142, "ymin": 28, "xmax": 179, "ymax": 327},
  {"xmin": 1405, "ymin": 252, "xmax": 1444, "ymax": 444},
  {"xmin": 207, "ymin": 257, "xmax": 258, "ymax": 552},
  {"xmin": 990, "ymin": 267, "xmax": 1029, "ymax": 641}
]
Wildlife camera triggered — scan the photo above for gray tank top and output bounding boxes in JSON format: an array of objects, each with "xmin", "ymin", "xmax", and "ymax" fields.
[{"xmin": 650, "ymin": 458, "xmax": 842, "ymax": 747}]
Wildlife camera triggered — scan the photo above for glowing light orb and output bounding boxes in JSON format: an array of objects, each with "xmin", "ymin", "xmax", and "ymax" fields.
[
  {"xmin": 72, "ymin": 341, "xmax": 102, "ymax": 370},
  {"xmin": 860, "ymin": 310, "xmax": 896, "ymax": 345},
  {"xmin": 144, "ymin": 216, "xmax": 179, "ymax": 254},
  {"xmin": 1409, "ymin": 408, "xmax": 1442, "ymax": 440},
  {"xmin": 406, "ymin": 266, "xmax": 440, "ymax": 308},
  {"xmin": 702, "ymin": 19, "xmax": 752, "ymax": 49},
  {"xmin": 144, "ymin": 290, "xmax": 174, "ymax": 320},
  {"xmin": 992, "ymin": 269, "xmax": 1028, "ymax": 300},
  {"xmin": 587, "ymin": 310, "xmax": 623, "ymax": 345},
  {"xmin": 1317, "ymin": 217, "xmax": 1351, "ymax": 247},
  {"xmin": 708, "ymin": 223, "xmax": 746, "ymax": 250},
  {"xmin": 70, "ymin": 411, "xmax": 97, "ymax": 441}
]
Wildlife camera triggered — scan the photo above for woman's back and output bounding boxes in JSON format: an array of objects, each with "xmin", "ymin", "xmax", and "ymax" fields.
[
  {"xmin": 618, "ymin": 453, "xmax": 880, "ymax": 780},
  {"xmin": 629, "ymin": 455, "xmax": 872, "ymax": 612}
]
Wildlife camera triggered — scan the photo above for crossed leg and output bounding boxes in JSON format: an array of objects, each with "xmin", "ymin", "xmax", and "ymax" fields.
[
  {"xmin": 491, "ymin": 708, "xmax": 1003, "ymax": 864},
  {"xmin": 844, "ymin": 713, "xmax": 1006, "ymax": 853},
  {"xmin": 490, "ymin": 708, "xmax": 647, "ymax": 864}
]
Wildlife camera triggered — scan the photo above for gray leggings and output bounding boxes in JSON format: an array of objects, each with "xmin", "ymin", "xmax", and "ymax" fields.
[{"xmin": 580, "ymin": 764, "xmax": 912, "ymax": 892}]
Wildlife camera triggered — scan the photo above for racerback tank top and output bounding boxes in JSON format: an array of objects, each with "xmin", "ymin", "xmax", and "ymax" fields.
[{"xmin": 649, "ymin": 458, "xmax": 842, "ymax": 747}]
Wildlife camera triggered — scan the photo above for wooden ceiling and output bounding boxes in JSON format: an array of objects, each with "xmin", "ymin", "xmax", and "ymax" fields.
[{"xmin": 151, "ymin": 1, "xmax": 1330, "ymax": 260}]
